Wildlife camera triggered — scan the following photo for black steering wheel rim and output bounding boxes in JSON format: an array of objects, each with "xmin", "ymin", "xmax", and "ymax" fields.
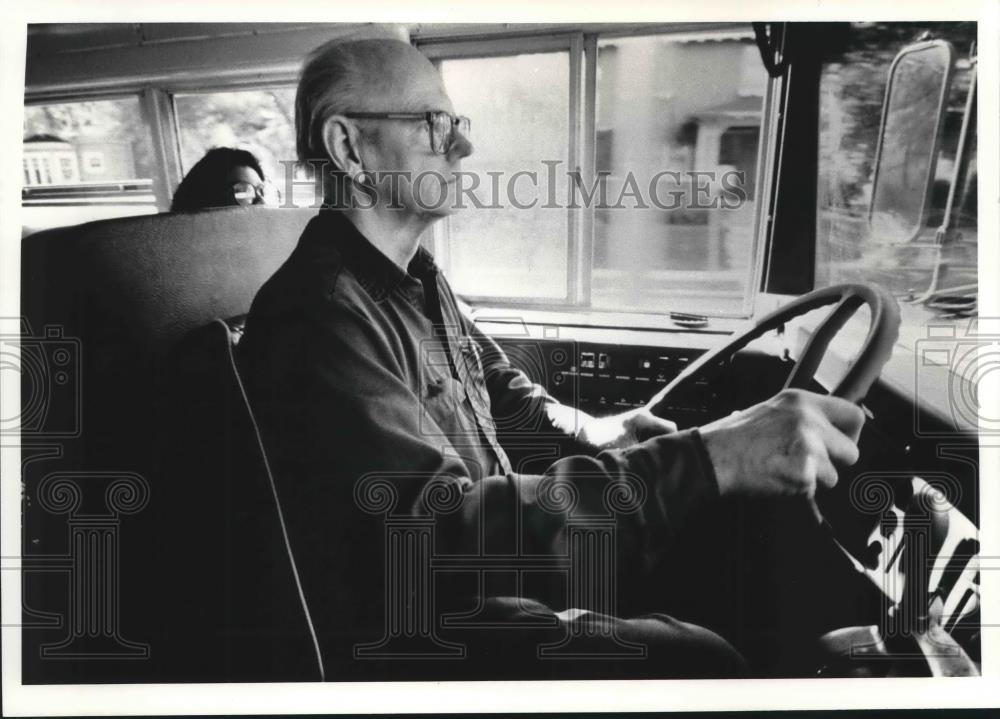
[{"xmin": 646, "ymin": 283, "xmax": 902, "ymax": 417}]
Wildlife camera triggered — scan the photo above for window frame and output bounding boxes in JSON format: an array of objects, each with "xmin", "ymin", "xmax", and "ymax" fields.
[
  {"xmin": 21, "ymin": 91, "xmax": 168, "ymax": 207},
  {"xmin": 24, "ymin": 68, "xmax": 302, "ymax": 213},
  {"xmin": 421, "ymin": 33, "xmax": 584, "ymax": 308},
  {"xmin": 418, "ymin": 25, "xmax": 780, "ymax": 322},
  {"xmin": 22, "ymin": 24, "xmax": 780, "ymax": 326}
]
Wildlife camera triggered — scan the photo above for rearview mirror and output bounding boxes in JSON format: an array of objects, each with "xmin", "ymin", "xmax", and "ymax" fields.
[{"xmin": 869, "ymin": 40, "xmax": 955, "ymax": 243}]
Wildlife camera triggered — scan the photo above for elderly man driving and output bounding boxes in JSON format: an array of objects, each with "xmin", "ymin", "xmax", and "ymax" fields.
[{"xmin": 240, "ymin": 38, "xmax": 865, "ymax": 680}]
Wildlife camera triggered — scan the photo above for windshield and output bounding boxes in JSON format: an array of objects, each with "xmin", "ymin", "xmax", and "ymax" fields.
[
  {"xmin": 815, "ymin": 22, "xmax": 978, "ymax": 330},
  {"xmin": 810, "ymin": 22, "xmax": 979, "ymax": 427}
]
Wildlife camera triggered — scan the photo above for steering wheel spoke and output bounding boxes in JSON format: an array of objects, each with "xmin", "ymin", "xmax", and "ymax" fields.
[{"xmin": 785, "ymin": 293, "xmax": 864, "ymax": 393}]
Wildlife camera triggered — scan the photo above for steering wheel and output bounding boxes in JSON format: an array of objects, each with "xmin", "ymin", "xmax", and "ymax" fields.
[
  {"xmin": 642, "ymin": 285, "xmax": 982, "ymax": 676},
  {"xmin": 647, "ymin": 282, "xmax": 900, "ymax": 412},
  {"xmin": 645, "ymin": 283, "xmax": 901, "ymax": 520}
]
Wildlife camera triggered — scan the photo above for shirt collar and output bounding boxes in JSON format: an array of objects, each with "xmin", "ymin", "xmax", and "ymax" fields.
[{"xmin": 305, "ymin": 210, "xmax": 439, "ymax": 296}]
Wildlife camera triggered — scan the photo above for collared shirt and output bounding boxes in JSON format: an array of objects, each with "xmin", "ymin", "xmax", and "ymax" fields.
[
  {"xmin": 326, "ymin": 218, "xmax": 515, "ymax": 478},
  {"xmin": 240, "ymin": 210, "xmax": 720, "ymax": 669}
]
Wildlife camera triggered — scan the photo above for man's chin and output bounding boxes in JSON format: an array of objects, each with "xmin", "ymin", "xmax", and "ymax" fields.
[
  {"xmin": 413, "ymin": 190, "xmax": 459, "ymax": 217},
  {"xmin": 417, "ymin": 205, "xmax": 458, "ymax": 220}
]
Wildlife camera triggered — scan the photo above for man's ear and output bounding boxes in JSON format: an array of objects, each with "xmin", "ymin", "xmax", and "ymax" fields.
[{"xmin": 321, "ymin": 115, "xmax": 365, "ymax": 175}]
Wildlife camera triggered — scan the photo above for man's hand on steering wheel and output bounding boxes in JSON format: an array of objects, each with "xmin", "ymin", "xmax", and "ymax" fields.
[
  {"xmin": 575, "ymin": 407, "xmax": 678, "ymax": 450},
  {"xmin": 644, "ymin": 284, "xmax": 900, "ymax": 519},
  {"xmin": 699, "ymin": 389, "xmax": 865, "ymax": 499}
]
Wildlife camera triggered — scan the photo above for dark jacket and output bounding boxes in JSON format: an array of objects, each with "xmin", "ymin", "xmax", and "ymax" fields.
[{"xmin": 240, "ymin": 210, "xmax": 720, "ymax": 674}]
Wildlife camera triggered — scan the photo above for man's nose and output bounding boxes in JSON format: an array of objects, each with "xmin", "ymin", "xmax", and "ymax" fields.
[{"xmin": 448, "ymin": 130, "xmax": 473, "ymax": 161}]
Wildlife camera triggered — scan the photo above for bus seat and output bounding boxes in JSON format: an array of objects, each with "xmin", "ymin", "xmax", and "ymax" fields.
[
  {"xmin": 19, "ymin": 207, "xmax": 318, "ymax": 683},
  {"xmin": 155, "ymin": 316, "xmax": 323, "ymax": 682},
  {"xmin": 19, "ymin": 205, "xmax": 314, "ymax": 468}
]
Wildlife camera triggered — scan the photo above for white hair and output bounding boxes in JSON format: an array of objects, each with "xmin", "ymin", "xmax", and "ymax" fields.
[{"xmin": 295, "ymin": 38, "xmax": 415, "ymax": 162}]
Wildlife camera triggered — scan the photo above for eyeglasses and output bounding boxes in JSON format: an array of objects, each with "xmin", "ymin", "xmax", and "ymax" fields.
[
  {"xmin": 342, "ymin": 111, "xmax": 471, "ymax": 155},
  {"xmin": 231, "ymin": 181, "xmax": 276, "ymax": 206}
]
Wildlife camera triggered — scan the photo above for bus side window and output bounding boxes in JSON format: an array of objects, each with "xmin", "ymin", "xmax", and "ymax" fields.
[{"xmin": 22, "ymin": 97, "xmax": 159, "ymax": 237}]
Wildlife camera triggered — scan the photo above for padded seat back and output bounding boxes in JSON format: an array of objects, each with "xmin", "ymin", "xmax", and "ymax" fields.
[
  {"xmin": 20, "ymin": 207, "xmax": 317, "ymax": 683},
  {"xmin": 20, "ymin": 206, "xmax": 313, "ymax": 468},
  {"xmin": 22, "ymin": 206, "xmax": 313, "ymax": 352}
]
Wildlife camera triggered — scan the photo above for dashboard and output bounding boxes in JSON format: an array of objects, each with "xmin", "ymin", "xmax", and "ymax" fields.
[
  {"xmin": 495, "ymin": 336, "xmax": 708, "ymax": 416},
  {"xmin": 491, "ymin": 321, "xmax": 981, "ymax": 673}
]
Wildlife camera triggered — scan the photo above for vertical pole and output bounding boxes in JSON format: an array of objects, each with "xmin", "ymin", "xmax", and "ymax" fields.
[{"xmin": 140, "ymin": 87, "xmax": 182, "ymax": 212}]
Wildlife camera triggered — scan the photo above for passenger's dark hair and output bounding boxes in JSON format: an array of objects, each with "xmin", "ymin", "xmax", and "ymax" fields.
[{"xmin": 170, "ymin": 147, "xmax": 266, "ymax": 212}]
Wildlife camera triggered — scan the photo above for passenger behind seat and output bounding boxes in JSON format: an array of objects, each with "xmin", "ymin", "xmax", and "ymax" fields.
[{"xmin": 172, "ymin": 147, "xmax": 272, "ymax": 211}]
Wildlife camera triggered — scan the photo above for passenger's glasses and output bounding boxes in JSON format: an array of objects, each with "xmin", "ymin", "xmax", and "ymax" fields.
[{"xmin": 231, "ymin": 181, "xmax": 275, "ymax": 206}]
